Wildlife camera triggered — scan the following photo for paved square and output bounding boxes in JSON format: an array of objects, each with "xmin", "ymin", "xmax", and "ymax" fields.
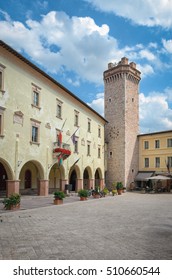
[{"xmin": 0, "ymin": 192, "xmax": 172, "ymax": 259}]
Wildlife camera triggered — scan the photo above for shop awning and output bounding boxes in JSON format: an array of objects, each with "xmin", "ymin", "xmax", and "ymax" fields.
[{"xmin": 135, "ymin": 172, "xmax": 154, "ymax": 181}]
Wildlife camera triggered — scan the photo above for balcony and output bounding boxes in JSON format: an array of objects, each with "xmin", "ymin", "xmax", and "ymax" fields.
[{"xmin": 53, "ymin": 142, "xmax": 71, "ymax": 160}]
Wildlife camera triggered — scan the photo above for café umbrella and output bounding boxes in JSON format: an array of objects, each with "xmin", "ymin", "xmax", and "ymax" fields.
[{"xmin": 146, "ymin": 175, "xmax": 171, "ymax": 180}]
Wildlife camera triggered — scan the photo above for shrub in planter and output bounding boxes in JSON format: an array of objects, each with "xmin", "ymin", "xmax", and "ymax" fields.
[
  {"xmin": 112, "ymin": 189, "xmax": 117, "ymax": 196},
  {"xmin": 54, "ymin": 191, "xmax": 65, "ymax": 205},
  {"xmin": 78, "ymin": 189, "xmax": 88, "ymax": 200},
  {"xmin": 102, "ymin": 187, "xmax": 109, "ymax": 196},
  {"xmin": 116, "ymin": 182, "xmax": 123, "ymax": 195},
  {"xmin": 3, "ymin": 193, "xmax": 21, "ymax": 210}
]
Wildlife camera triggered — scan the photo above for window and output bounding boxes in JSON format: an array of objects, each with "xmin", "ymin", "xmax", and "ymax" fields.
[
  {"xmin": 74, "ymin": 110, "xmax": 79, "ymax": 126},
  {"xmin": 30, "ymin": 119, "xmax": 41, "ymax": 144},
  {"xmin": 57, "ymin": 104, "xmax": 62, "ymax": 118},
  {"xmin": 167, "ymin": 157, "xmax": 172, "ymax": 168},
  {"xmin": 0, "ymin": 63, "xmax": 5, "ymax": 93},
  {"xmin": 33, "ymin": 91, "xmax": 39, "ymax": 107},
  {"xmin": 0, "ymin": 106, "xmax": 5, "ymax": 136},
  {"xmin": 87, "ymin": 141, "xmax": 91, "ymax": 156},
  {"xmin": 31, "ymin": 83, "xmax": 41, "ymax": 108},
  {"xmin": 88, "ymin": 119, "xmax": 91, "ymax": 132},
  {"xmin": 144, "ymin": 141, "xmax": 149, "ymax": 149},
  {"xmin": 144, "ymin": 158, "xmax": 149, "ymax": 168},
  {"xmin": 32, "ymin": 126, "xmax": 38, "ymax": 142},
  {"xmin": 74, "ymin": 138, "xmax": 78, "ymax": 153},
  {"xmin": 56, "ymin": 99, "xmax": 63, "ymax": 119},
  {"xmin": 155, "ymin": 157, "xmax": 160, "ymax": 168},
  {"xmin": 98, "ymin": 126, "xmax": 101, "ymax": 138},
  {"xmin": 98, "ymin": 146, "xmax": 101, "ymax": 158},
  {"xmin": 167, "ymin": 138, "xmax": 172, "ymax": 148},
  {"xmin": 155, "ymin": 140, "xmax": 160, "ymax": 149},
  {"xmin": 109, "ymin": 151, "xmax": 113, "ymax": 159}
]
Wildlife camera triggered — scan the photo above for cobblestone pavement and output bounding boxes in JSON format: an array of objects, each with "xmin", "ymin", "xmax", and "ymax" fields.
[{"xmin": 0, "ymin": 192, "xmax": 172, "ymax": 260}]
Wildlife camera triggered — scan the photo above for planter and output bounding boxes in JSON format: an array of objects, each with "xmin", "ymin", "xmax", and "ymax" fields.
[
  {"xmin": 80, "ymin": 197, "xmax": 87, "ymax": 201},
  {"xmin": 93, "ymin": 194, "xmax": 100, "ymax": 199},
  {"xmin": 6, "ymin": 203, "xmax": 20, "ymax": 210},
  {"xmin": 117, "ymin": 189, "xmax": 123, "ymax": 195},
  {"xmin": 54, "ymin": 199, "xmax": 63, "ymax": 205}
]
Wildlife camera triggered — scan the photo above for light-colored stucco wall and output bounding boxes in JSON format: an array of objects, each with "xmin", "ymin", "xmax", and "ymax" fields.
[{"xmin": 0, "ymin": 45, "xmax": 105, "ymax": 191}]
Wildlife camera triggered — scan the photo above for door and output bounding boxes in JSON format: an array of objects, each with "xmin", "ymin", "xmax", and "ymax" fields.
[
  {"xmin": 0, "ymin": 162, "xmax": 7, "ymax": 191},
  {"xmin": 25, "ymin": 170, "xmax": 32, "ymax": 189}
]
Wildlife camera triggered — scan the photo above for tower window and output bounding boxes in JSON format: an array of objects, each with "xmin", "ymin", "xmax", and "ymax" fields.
[
  {"xmin": 109, "ymin": 151, "xmax": 113, "ymax": 158},
  {"xmin": 109, "ymin": 98, "xmax": 112, "ymax": 103}
]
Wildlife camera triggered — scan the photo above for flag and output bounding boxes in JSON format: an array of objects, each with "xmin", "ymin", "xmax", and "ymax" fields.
[
  {"xmin": 61, "ymin": 118, "xmax": 67, "ymax": 131},
  {"xmin": 58, "ymin": 131, "xmax": 62, "ymax": 146},
  {"xmin": 71, "ymin": 127, "xmax": 79, "ymax": 144},
  {"xmin": 72, "ymin": 158, "xmax": 80, "ymax": 168}
]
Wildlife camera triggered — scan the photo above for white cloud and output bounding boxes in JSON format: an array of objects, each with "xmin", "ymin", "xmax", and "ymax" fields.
[
  {"xmin": 87, "ymin": 90, "xmax": 172, "ymax": 133},
  {"xmin": 137, "ymin": 64, "xmax": 154, "ymax": 78},
  {"xmin": 0, "ymin": 10, "xmax": 164, "ymax": 86},
  {"xmin": 84, "ymin": 0, "xmax": 172, "ymax": 28},
  {"xmin": 139, "ymin": 91, "xmax": 172, "ymax": 133},
  {"xmin": 0, "ymin": 10, "xmax": 120, "ymax": 84},
  {"xmin": 87, "ymin": 93, "xmax": 104, "ymax": 116},
  {"xmin": 162, "ymin": 39, "xmax": 172, "ymax": 53}
]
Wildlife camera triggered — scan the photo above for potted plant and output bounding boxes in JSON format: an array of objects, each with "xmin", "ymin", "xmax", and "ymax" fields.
[
  {"xmin": 54, "ymin": 191, "xmax": 65, "ymax": 205},
  {"xmin": 102, "ymin": 187, "xmax": 109, "ymax": 196},
  {"xmin": 112, "ymin": 189, "xmax": 117, "ymax": 196},
  {"xmin": 3, "ymin": 193, "xmax": 21, "ymax": 210},
  {"xmin": 93, "ymin": 186, "xmax": 100, "ymax": 198},
  {"xmin": 78, "ymin": 189, "xmax": 88, "ymax": 201},
  {"xmin": 116, "ymin": 182, "xmax": 123, "ymax": 195}
]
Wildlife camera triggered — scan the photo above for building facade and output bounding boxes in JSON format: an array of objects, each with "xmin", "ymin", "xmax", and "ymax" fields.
[
  {"xmin": 104, "ymin": 57, "xmax": 141, "ymax": 189},
  {"xmin": 0, "ymin": 40, "xmax": 106, "ymax": 197}
]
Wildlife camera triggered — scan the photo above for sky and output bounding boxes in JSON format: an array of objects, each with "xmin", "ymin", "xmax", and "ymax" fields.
[{"xmin": 0, "ymin": 0, "xmax": 172, "ymax": 133}]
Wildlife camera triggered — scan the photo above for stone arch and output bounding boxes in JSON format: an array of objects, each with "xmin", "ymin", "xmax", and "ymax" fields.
[
  {"xmin": 95, "ymin": 168, "xmax": 103, "ymax": 188},
  {"xmin": 69, "ymin": 165, "xmax": 81, "ymax": 192},
  {"xmin": 83, "ymin": 166, "xmax": 93, "ymax": 190},
  {"xmin": 48, "ymin": 163, "xmax": 65, "ymax": 193},
  {"xmin": 19, "ymin": 160, "xmax": 44, "ymax": 195},
  {"xmin": 0, "ymin": 158, "xmax": 14, "ymax": 180}
]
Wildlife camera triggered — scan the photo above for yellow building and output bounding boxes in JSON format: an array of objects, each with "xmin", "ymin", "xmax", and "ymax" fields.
[
  {"xmin": 135, "ymin": 130, "xmax": 172, "ymax": 189},
  {"xmin": 0, "ymin": 40, "xmax": 106, "ymax": 197}
]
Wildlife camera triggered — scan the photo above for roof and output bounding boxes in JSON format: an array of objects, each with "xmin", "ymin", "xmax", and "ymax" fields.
[
  {"xmin": 0, "ymin": 40, "xmax": 107, "ymax": 123},
  {"xmin": 138, "ymin": 130, "xmax": 172, "ymax": 137}
]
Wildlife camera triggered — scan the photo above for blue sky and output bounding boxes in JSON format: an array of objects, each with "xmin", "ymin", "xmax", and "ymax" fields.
[{"xmin": 0, "ymin": 0, "xmax": 172, "ymax": 133}]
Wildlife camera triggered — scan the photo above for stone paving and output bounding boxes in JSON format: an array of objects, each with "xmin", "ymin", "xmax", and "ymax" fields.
[{"xmin": 0, "ymin": 192, "xmax": 172, "ymax": 260}]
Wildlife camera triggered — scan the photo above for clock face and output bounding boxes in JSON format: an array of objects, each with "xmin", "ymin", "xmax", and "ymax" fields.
[{"xmin": 108, "ymin": 126, "xmax": 119, "ymax": 139}]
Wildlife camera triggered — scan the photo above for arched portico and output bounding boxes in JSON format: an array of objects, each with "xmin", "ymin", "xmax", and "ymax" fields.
[
  {"xmin": 95, "ymin": 168, "xmax": 104, "ymax": 190},
  {"xmin": 19, "ymin": 160, "xmax": 46, "ymax": 195},
  {"xmin": 48, "ymin": 163, "xmax": 65, "ymax": 193},
  {"xmin": 83, "ymin": 166, "xmax": 94, "ymax": 189},
  {"xmin": 0, "ymin": 158, "xmax": 15, "ymax": 197},
  {"xmin": 69, "ymin": 165, "xmax": 81, "ymax": 192}
]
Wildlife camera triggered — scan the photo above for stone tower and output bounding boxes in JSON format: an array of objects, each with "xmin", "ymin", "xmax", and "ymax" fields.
[{"xmin": 104, "ymin": 57, "xmax": 141, "ymax": 189}]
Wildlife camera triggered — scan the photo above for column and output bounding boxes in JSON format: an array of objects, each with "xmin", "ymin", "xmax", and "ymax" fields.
[
  {"xmin": 88, "ymin": 179, "xmax": 94, "ymax": 189},
  {"xmin": 61, "ymin": 179, "xmax": 68, "ymax": 192},
  {"xmin": 6, "ymin": 180, "xmax": 20, "ymax": 197},
  {"xmin": 38, "ymin": 180, "xmax": 49, "ymax": 196},
  {"xmin": 76, "ymin": 179, "xmax": 83, "ymax": 191}
]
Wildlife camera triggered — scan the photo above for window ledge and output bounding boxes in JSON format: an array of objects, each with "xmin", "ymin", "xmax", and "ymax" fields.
[
  {"xmin": 0, "ymin": 134, "xmax": 5, "ymax": 138},
  {"xmin": 30, "ymin": 141, "xmax": 40, "ymax": 146},
  {"xmin": 56, "ymin": 116, "xmax": 62, "ymax": 120},
  {"xmin": 31, "ymin": 104, "xmax": 41, "ymax": 110}
]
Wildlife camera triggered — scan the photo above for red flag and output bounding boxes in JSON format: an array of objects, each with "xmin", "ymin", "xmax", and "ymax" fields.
[{"xmin": 58, "ymin": 132, "xmax": 62, "ymax": 146}]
